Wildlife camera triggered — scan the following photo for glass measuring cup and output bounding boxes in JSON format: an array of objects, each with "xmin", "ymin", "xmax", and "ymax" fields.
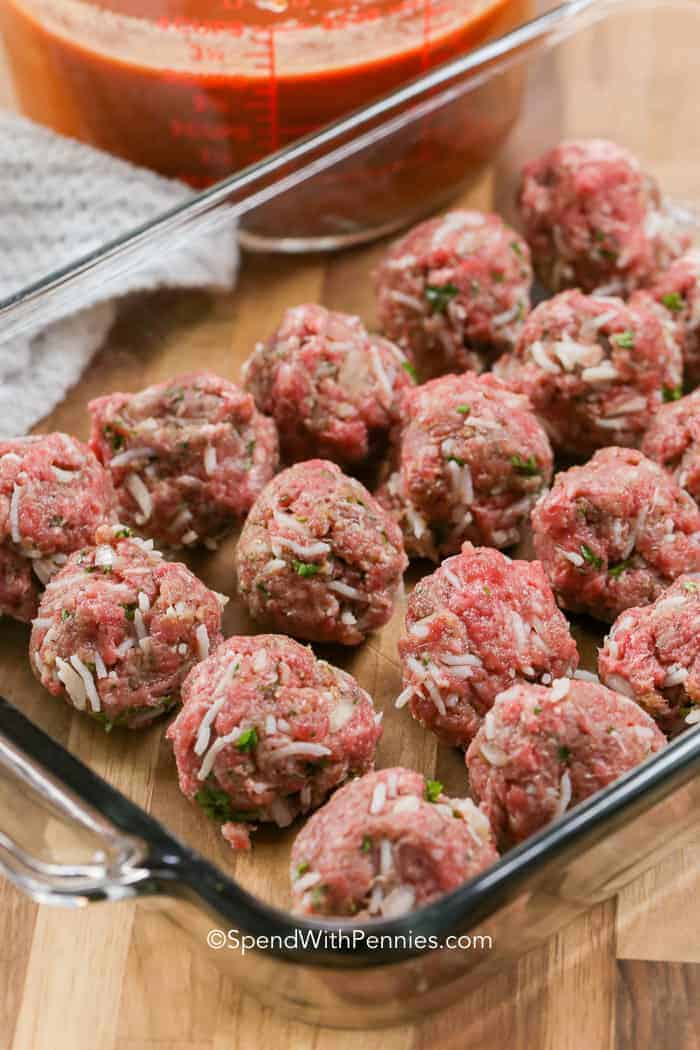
[{"xmin": 0, "ymin": 0, "xmax": 533, "ymax": 247}]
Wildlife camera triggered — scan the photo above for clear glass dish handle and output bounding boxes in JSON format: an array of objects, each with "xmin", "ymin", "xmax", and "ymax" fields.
[{"xmin": 0, "ymin": 699, "xmax": 163, "ymax": 908}]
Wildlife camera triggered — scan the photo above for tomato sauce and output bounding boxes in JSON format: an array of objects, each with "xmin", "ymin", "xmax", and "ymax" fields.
[
  {"xmin": 0, "ymin": 0, "xmax": 530, "ymax": 178},
  {"xmin": 0, "ymin": 0, "xmax": 532, "ymax": 244}
]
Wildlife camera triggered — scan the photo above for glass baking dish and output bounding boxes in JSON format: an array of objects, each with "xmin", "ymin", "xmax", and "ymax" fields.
[{"xmin": 1, "ymin": 0, "xmax": 700, "ymax": 1031}]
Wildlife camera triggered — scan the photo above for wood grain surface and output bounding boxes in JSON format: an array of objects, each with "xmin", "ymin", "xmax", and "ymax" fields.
[{"xmin": 0, "ymin": 7, "xmax": 699, "ymax": 1050}]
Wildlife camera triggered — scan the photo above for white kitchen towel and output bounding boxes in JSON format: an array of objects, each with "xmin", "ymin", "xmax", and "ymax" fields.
[{"xmin": 0, "ymin": 113, "xmax": 239, "ymax": 438}]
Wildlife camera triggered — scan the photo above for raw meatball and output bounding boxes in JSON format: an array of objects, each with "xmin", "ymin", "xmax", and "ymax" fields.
[
  {"xmin": 235, "ymin": 459, "xmax": 406, "ymax": 645},
  {"xmin": 397, "ymin": 543, "xmax": 578, "ymax": 748},
  {"xmin": 647, "ymin": 252, "xmax": 700, "ymax": 385},
  {"xmin": 167, "ymin": 634, "xmax": 382, "ymax": 850},
  {"xmin": 598, "ymin": 576, "xmax": 700, "ymax": 732},
  {"xmin": 494, "ymin": 290, "xmax": 682, "ymax": 457},
  {"xmin": 0, "ymin": 433, "xmax": 116, "ymax": 622},
  {"xmin": 466, "ymin": 678, "xmax": 666, "ymax": 844},
  {"xmin": 290, "ymin": 767, "xmax": 498, "ymax": 917},
  {"xmin": 376, "ymin": 372, "xmax": 553, "ymax": 561},
  {"xmin": 642, "ymin": 388, "xmax": 700, "ymax": 504},
  {"xmin": 374, "ymin": 210, "xmax": 532, "ymax": 378},
  {"xmin": 242, "ymin": 304, "xmax": 414, "ymax": 468},
  {"xmin": 29, "ymin": 523, "xmax": 225, "ymax": 730},
  {"xmin": 532, "ymin": 447, "xmax": 700, "ymax": 622},
  {"xmin": 89, "ymin": 371, "xmax": 278, "ymax": 548},
  {"xmin": 518, "ymin": 138, "xmax": 690, "ymax": 294}
]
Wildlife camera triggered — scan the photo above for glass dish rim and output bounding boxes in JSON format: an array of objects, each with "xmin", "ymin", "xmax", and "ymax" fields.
[
  {"xmin": 1, "ymin": 0, "xmax": 699, "ymax": 969},
  {"xmin": 2, "ymin": 694, "xmax": 699, "ymax": 969}
]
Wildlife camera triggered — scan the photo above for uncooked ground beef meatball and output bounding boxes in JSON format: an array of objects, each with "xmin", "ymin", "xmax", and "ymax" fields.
[
  {"xmin": 646, "ymin": 251, "xmax": 700, "ymax": 386},
  {"xmin": 376, "ymin": 372, "xmax": 553, "ymax": 561},
  {"xmin": 642, "ymin": 388, "xmax": 700, "ymax": 504},
  {"xmin": 0, "ymin": 433, "xmax": 116, "ymax": 622},
  {"xmin": 374, "ymin": 210, "xmax": 532, "ymax": 379},
  {"xmin": 598, "ymin": 576, "xmax": 700, "ymax": 733},
  {"xmin": 242, "ymin": 303, "xmax": 414, "ymax": 468},
  {"xmin": 89, "ymin": 371, "xmax": 278, "ymax": 549},
  {"xmin": 494, "ymin": 289, "xmax": 682, "ymax": 457},
  {"xmin": 167, "ymin": 634, "xmax": 382, "ymax": 851},
  {"xmin": 466, "ymin": 678, "xmax": 666, "ymax": 845},
  {"xmin": 290, "ymin": 767, "xmax": 498, "ymax": 918},
  {"xmin": 518, "ymin": 138, "xmax": 690, "ymax": 294},
  {"xmin": 397, "ymin": 543, "xmax": 578, "ymax": 748},
  {"xmin": 29, "ymin": 523, "xmax": 225, "ymax": 729},
  {"xmin": 532, "ymin": 447, "xmax": 700, "ymax": 622},
  {"xmin": 235, "ymin": 459, "xmax": 407, "ymax": 645}
]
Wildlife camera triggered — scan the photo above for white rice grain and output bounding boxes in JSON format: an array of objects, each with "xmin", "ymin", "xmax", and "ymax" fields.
[
  {"xmin": 195, "ymin": 623, "xmax": 210, "ymax": 660},
  {"xmin": 479, "ymin": 741, "xmax": 509, "ymax": 767},
  {"xmin": 125, "ymin": 474, "xmax": 153, "ymax": 523},
  {"xmin": 272, "ymin": 742, "xmax": 332, "ymax": 760},
  {"xmin": 328, "ymin": 579, "xmax": 366, "ymax": 601},
  {"xmin": 9, "ymin": 484, "xmax": 21, "ymax": 544},
  {"xmin": 273, "ymin": 536, "xmax": 331, "ymax": 559},
  {"xmin": 369, "ymin": 781, "xmax": 386, "ymax": 815},
  {"xmin": 203, "ymin": 445, "xmax": 217, "ymax": 476},
  {"xmin": 109, "ymin": 447, "xmax": 156, "ymax": 468},
  {"xmin": 70, "ymin": 654, "xmax": 101, "ymax": 712},
  {"xmin": 395, "ymin": 686, "xmax": 414, "ymax": 710},
  {"xmin": 393, "ymin": 794, "xmax": 421, "ymax": 814},
  {"xmin": 553, "ymin": 771, "xmax": 572, "ymax": 819},
  {"xmin": 55, "ymin": 657, "xmax": 87, "ymax": 710},
  {"xmin": 94, "ymin": 651, "xmax": 107, "ymax": 679},
  {"xmin": 550, "ymin": 678, "xmax": 571, "ymax": 701}
]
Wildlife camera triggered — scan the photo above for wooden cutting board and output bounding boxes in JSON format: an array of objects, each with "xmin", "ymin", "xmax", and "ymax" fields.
[{"xmin": 1, "ymin": 14, "xmax": 699, "ymax": 1050}]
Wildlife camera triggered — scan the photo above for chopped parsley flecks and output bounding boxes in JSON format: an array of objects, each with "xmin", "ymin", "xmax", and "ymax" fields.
[
  {"xmin": 558, "ymin": 745, "xmax": 571, "ymax": 764},
  {"xmin": 456, "ymin": 404, "xmax": 471, "ymax": 416},
  {"xmin": 310, "ymin": 885, "xmax": 326, "ymax": 909},
  {"xmin": 293, "ymin": 561, "xmax": 321, "ymax": 577},
  {"xmin": 662, "ymin": 385, "xmax": 683, "ymax": 403},
  {"xmin": 580, "ymin": 544, "xmax": 603, "ymax": 570},
  {"xmin": 425, "ymin": 282, "xmax": 459, "ymax": 314},
  {"xmin": 608, "ymin": 559, "xmax": 632, "ymax": 578},
  {"xmin": 104, "ymin": 425, "xmax": 124, "ymax": 452},
  {"xmin": 425, "ymin": 778, "xmax": 443, "ymax": 803},
  {"xmin": 294, "ymin": 860, "xmax": 310, "ymax": 879},
  {"xmin": 611, "ymin": 330, "xmax": 635, "ymax": 350},
  {"xmin": 235, "ymin": 727, "xmax": 258, "ymax": 752},
  {"xmin": 661, "ymin": 291, "xmax": 685, "ymax": 313},
  {"xmin": 511, "ymin": 453, "xmax": 540, "ymax": 476},
  {"xmin": 402, "ymin": 360, "xmax": 418, "ymax": 381},
  {"xmin": 360, "ymin": 835, "xmax": 373, "ymax": 853},
  {"xmin": 194, "ymin": 784, "xmax": 235, "ymax": 823}
]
